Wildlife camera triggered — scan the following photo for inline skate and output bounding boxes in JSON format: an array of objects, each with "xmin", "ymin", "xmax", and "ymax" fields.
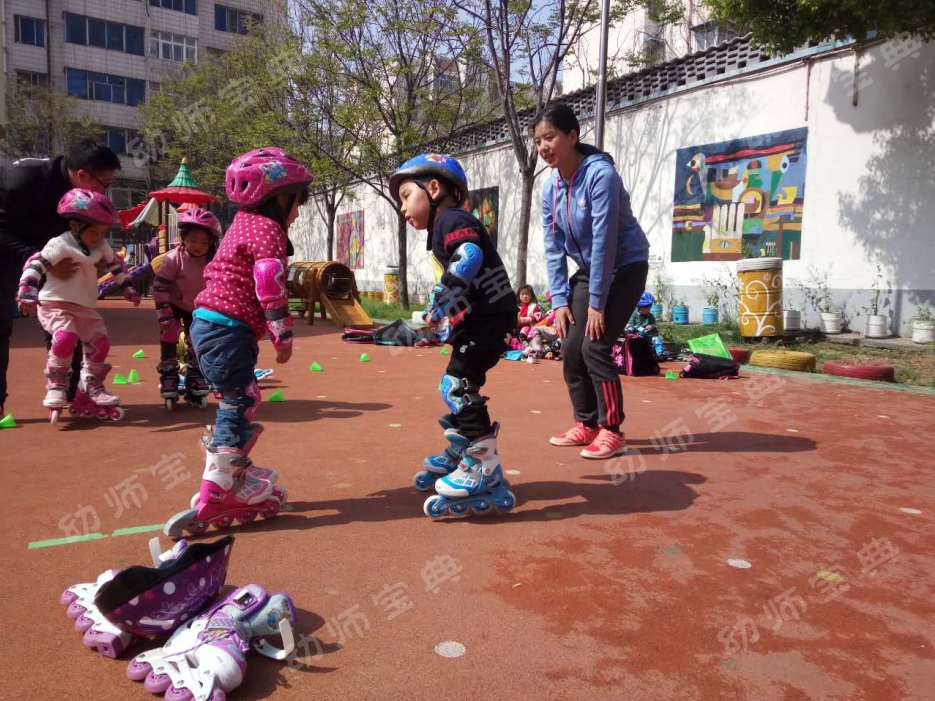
[
  {"xmin": 164, "ymin": 447, "xmax": 285, "ymax": 537},
  {"xmin": 69, "ymin": 365, "xmax": 125, "ymax": 421},
  {"xmin": 44, "ymin": 364, "xmax": 71, "ymax": 426},
  {"xmin": 414, "ymin": 416, "xmax": 469, "ymax": 491},
  {"xmin": 126, "ymin": 583, "xmax": 296, "ymax": 701},
  {"xmin": 423, "ymin": 423, "xmax": 516, "ymax": 518},
  {"xmin": 183, "ymin": 358, "xmax": 210, "ymax": 410},
  {"xmin": 60, "ymin": 538, "xmax": 189, "ymax": 658},
  {"xmin": 158, "ymin": 359, "xmax": 182, "ymax": 411}
]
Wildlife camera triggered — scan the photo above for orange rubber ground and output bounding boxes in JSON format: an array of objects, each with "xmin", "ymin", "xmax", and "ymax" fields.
[{"xmin": 2, "ymin": 302, "xmax": 933, "ymax": 700}]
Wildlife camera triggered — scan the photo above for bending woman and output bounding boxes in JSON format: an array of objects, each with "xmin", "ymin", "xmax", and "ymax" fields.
[{"xmin": 536, "ymin": 104, "xmax": 650, "ymax": 459}]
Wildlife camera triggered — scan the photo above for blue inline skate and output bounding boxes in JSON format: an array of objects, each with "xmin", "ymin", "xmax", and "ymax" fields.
[
  {"xmin": 413, "ymin": 416, "xmax": 470, "ymax": 491},
  {"xmin": 423, "ymin": 423, "xmax": 516, "ymax": 518}
]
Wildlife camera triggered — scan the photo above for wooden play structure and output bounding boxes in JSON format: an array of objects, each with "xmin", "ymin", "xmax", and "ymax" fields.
[{"xmin": 287, "ymin": 261, "xmax": 373, "ymax": 329}]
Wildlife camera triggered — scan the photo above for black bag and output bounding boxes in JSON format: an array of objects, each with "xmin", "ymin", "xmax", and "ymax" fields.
[
  {"xmin": 622, "ymin": 334, "xmax": 660, "ymax": 376},
  {"xmin": 372, "ymin": 319, "xmax": 438, "ymax": 347},
  {"xmin": 341, "ymin": 327, "xmax": 375, "ymax": 344},
  {"xmin": 679, "ymin": 353, "xmax": 741, "ymax": 379}
]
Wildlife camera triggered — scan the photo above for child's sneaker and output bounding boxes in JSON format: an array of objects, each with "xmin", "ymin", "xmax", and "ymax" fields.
[
  {"xmin": 580, "ymin": 429, "xmax": 627, "ymax": 459},
  {"xmin": 550, "ymin": 422, "xmax": 600, "ymax": 447}
]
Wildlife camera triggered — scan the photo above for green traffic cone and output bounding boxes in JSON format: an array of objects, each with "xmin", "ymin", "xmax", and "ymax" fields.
[
  {"xmin": 113, "ymin": 373, "xmax": 129, "ymax": 385},
  {"xmin": 666, "ymin": 370, "xmax": 678, "ymax": 380},
  {"xmin": 127, "ymin": 369, "xmax": 140, "ymax": 383},
  {"xmin": 440, "ymin": 347, "xmax": 450, "ymax": 355},
  {"xmin": 0, "ymin": 413, "xmax": 16, "ymax": 428},
  {"xmin": 132, "ymin": 349, "xmax": 146, "ymax": 359},
  {"xmin": 268, "ymin": 389, "xmax": 285, "ymax": 402},
  {"xmin": 360, "ymin": 353, "xmax": 370, "ymax": 363},
  {"xmin": 310, "ymin": 362, "xmax": 323, "ymax": 372}
]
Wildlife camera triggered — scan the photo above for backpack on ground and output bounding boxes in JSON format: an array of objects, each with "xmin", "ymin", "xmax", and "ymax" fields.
[
  {"xmin": 679, "ymin": 353, "xmax": 741, "ymax": 379},
  {"xmin": 620, "ymin": 334, "xmax": 660, "ymax": 377}
]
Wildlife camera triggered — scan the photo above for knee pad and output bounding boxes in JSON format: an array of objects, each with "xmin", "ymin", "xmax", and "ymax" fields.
[
  {"xmin": 439, "ymin": 374, "xmax": 486, "ymax": 415},
  {"xmin": 216, "ymin": 380, "xmax": 260, "ymax": 423},
  {"xmin": 85, "ymin": 334, "xmax": 110, "ymax": 364},
  {"xmin": 51, "ymin": 330, "xmax": 79, "ymax": 359}
]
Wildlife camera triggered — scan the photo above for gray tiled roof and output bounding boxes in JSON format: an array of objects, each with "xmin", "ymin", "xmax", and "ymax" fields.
[{"xmin": 436, "ymin": 33, "xmax": 777, "ymax": 155}]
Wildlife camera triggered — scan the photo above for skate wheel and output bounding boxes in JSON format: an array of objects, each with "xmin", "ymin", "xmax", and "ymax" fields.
[
  {"xmin": 126, "ymin": 658, "xmax": 152, "ymax": 682},
  {"xmin": 423, "ymin": 495, "xmax": 447, "ymax": 519},
  {"xmin": 237, "ymin": 511, "xmax": 257, "ymax": 524},
  {"xmin": 413, "ymin": 471, "xmax": 435, "ymax": 492},
  {"xmin": 165, "ymin": 398, "xmax": 176, "ymax": 412},
  {"xmin": 498, "ymin": 490, "xmax": 517, "ymax": 512},
  {"xmin": 188, "ymin": 521, "xmax": 207, "ymax": 535},
  {"xmin": 262, "ymin": 500, "xmax": 281, "ymax": 519},
  {"xmin": 49, "ymin": 409, "xmax": 60, "ymax": 426},
  {"xmin": 214, "ymin": 515, "xmax": 233, "ymax": 530},
  {"xmin": 95, "ymin": 408, "xmax": 109, "ymax": 419},
  {"xmin": 112, "ymin": 407, "xmax": 126, "ymax": 421},
  {"xmin": 450, "ymin": 502, "xmax": 470, "ymax": 517},
  {"xmin": 144, "ymin": 670, "xmax": 172, "ymax": 694},
  {"xmin": 472, "ymin": 501, "xmax": 494, "ymax": 516}
]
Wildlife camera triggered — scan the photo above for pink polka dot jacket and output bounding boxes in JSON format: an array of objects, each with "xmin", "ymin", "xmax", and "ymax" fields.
[{"xmin": 194, "ymin": 211, "xmax": 293, "ymax": 348}]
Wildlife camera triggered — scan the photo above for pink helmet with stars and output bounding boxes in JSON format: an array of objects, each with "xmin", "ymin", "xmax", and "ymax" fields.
[
  {"xmin": 177, "ymin": 207, "xmax": 222, "ymax": 237},
  {"xmin": 225, "ymin": 147, "xmax": 313, "ymax": 207},
  {"xmin": 57, "ymin": 188, "xmax": 119, "ymax": 226}
]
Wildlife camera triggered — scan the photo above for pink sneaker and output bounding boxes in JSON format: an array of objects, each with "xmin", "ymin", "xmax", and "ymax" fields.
[
  {"xmin": 550, "ymin": 422, "xmax": 600, "ymax": 447},
  {"xmin": 580, "ymin": 429, "xmax": 627, "ymax": 459}
]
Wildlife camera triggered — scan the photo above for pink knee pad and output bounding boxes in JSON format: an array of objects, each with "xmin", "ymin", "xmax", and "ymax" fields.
[
  {"xmin": 85, "ymin": 334, "xmax": 111, "ymax": 364},
  {"xmin": 244, "ymin": 380, "xmax": 261, "ymax": 424},
  {"xmin": 51, "ymin": 330, "xmax": 79, "ymax": 358}
]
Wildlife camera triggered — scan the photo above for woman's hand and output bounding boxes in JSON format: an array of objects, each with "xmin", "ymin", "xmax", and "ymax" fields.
[
  {"xmin": 554, "ymin": 306, "xmax": 574, "ymax": 339},
  {"xmin": 586, "ymin": 307, "xmax": 605, "ymax": 341}
]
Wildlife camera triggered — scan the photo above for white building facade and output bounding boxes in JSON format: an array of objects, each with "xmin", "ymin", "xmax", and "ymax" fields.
[{"xmin": 291, "ymin": 35, "xmax": 935, "ymax": 334}]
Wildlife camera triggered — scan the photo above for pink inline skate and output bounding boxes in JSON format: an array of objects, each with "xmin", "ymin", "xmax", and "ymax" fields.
[{"xmin": 68, "ymin": 365, "xmax": 125, "ymax": 422}]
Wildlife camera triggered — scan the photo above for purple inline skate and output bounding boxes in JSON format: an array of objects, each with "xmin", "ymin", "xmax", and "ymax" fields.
[{"xmin": 127, "ymin": 583, "xmax": 296, "ymax": 701}]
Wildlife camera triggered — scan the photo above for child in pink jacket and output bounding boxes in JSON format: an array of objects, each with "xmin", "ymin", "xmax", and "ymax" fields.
[{"xmin": 153, "ymin": 207, "xmax": 221, "ymax": 408}]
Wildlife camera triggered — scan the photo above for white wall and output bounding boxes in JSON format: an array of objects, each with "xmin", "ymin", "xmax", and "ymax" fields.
[{"xmin": 292, "ymin": 40, "xmax": 935, "ymax": 330}]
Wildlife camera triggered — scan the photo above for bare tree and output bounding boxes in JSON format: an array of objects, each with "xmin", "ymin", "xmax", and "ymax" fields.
[{"xmin": 295, "ymin": 0, "xmax": 494, "ymax": 307}]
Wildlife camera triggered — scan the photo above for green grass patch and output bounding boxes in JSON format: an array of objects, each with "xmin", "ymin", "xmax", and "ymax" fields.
[{"xmin": 359, "ymin": 297, "xmax": 423, "ymax": 321}]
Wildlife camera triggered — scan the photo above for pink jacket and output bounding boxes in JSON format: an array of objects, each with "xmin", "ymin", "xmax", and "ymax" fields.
[
  {"xmin": 195, "ymin": 211, "xmax": 291, "ymax": 343},
  {"xmin": 153, "ymin": 245, "xmax": 208, "ymax": 314}
]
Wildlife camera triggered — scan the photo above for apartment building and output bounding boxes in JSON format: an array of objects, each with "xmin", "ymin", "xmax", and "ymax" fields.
[
  {"xmin": 3, "ymin": 0, "xmax": 282, "ymax": 207},
  {"xmin": 563, "ymin": 1, "xmax": 738, "ymax": 93}
]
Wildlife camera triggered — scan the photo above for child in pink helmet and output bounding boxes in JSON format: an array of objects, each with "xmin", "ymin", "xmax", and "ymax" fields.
[
  {"xmin": 164, "ymin": 148, "xmax": 313, "ymax": 537},
  {"xmin": 153, "ymin": 207, "xmax": 221, "ymax": 409},
  {"xmin": 16, "ymin": 189, "xmax": 140, "ymax": 419}
]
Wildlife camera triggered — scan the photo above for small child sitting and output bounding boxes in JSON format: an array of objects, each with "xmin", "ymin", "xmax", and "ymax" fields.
[
  {"xmin": 626, "ymin": 292, "xmax": 657, "ymax": 335},
  {"xmin": 516, "ymin": 284, "xmax": 544, "ymax": 339}
]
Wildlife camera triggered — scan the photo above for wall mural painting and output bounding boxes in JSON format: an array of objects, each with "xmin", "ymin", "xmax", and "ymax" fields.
[
  {"xmin": 465, "ymin": 186, "xmax": 500, "ymax": 250},
  {"xmin": 671, "ymin": 128, "xmax": 808, "ymax": 262},
  {"xmin": 336, "ymin": 210, "xmax": 365, "ymax": 269}
]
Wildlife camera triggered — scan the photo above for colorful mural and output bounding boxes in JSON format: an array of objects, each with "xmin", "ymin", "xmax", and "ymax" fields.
[
  {"xmin": 336, "ymin": 210, "xmax": 365, "ymax": 269},
  {"xmin": 671, "ymin": 128, "xmax": 808, "ymax": 262},
  {"xmin": 465, "ymin": 187, "xmax": 500, "ymax": 250}
]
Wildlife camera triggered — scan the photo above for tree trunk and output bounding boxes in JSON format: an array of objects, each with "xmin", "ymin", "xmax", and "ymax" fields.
[
  {"xmin": 514, "ymin": 166, "xmax": 536, "ymax": 287},
  {"xmin": 396, "ymin": 211, "xmax": 410, "ymax": 309},
  {"xmin": 326, "ymin": 201, "xmax": 336, "ymax": 261}
]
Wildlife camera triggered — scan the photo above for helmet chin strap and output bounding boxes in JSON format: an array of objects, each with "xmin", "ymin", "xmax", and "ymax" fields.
[{"xmin": 414, "ymin": 179, "xmax": 463, "ymax": 250}]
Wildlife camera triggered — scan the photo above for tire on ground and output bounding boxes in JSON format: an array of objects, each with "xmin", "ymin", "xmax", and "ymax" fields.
[
  {"xmin": 822, "ymin": 360, "xmax": 896, "ymax": 382},
  {"xmin": 749, "ymin": 350, "xmax": 817, "ymax": 372}
]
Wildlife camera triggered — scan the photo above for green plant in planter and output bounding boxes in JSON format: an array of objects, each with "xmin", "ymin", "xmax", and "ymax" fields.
[
  {"xmin": 859, "ymin": 264, "xmax": 887, "ymax": 317},
  {"xmin": 651, "ymin": 265, "xmax": 674, "ymax": 311},
  {"xmin": 705, "ymin": 288, "xmax": 719, "ymax": 308},
  {"xmin": 697, "ymin": 267, "xmax": 739, "ymax": 323},
  {"xmin": 913, "ymin": 303, "xmax": 934, "ymax": 323},
  {"xmin": 796, "ymin": 266, "xmax": 834, "ymax": 315}
]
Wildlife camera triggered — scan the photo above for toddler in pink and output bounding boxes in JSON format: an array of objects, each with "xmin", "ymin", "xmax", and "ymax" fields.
[{"xmin": 16, "ymin": 189, "xmax": 140, "ymax": 410}]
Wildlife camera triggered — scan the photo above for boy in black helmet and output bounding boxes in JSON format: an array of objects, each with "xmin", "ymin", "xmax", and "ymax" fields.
[{"xmin": 389, "ymin": 153, "xmax": 517, "ymax": 519}]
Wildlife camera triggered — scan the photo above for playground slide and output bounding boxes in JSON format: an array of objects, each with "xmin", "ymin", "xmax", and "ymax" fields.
[{"xmin": 319, "ymin": 290, "xmax": 373, "ymax": 329}]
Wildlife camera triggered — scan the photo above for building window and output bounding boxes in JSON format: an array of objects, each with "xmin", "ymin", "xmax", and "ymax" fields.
[
  {"xmin": 214, "ymin": 4, "xmax": 262, "ymax": 34},
  {"xmin": 150, "ymin": 31, "xmax": 197, "ymax": 63},
  {"xmin": 64, "ymin": 14, "xmax": 145, "ymax": 56},
  {"xmin": 108, "ymin": 185, "xmax": 149, "ymax": 211},
  {"xmin": 149, "ymin": 81, "xmax": 162, "ymax": 94},
  {"xmin": 149, "ymin": 0, "xmax": 198, "ymax": 16},
  {"xmin": 100, "ymin": 127, "xmax": 139, "ymax": 156},
  {"xmin": 692, "ymin": 22, "xmax": 738, "ymax": 51},
  {"xmin": 16, "ymin": 71, "xmax": 49, "ymax": 88},
  {"xmin": 14, "ymin": 16, "xmax": 46, "ymax": 47},
  {"xmin": 66, "ymin": 68, "xmax": 147, "ymax": 107}
]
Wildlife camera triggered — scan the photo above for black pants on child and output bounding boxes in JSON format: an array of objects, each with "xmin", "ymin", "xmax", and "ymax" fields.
[
  {"xmin": 160, "ymin": 306, "xmax": 194, "ymax": 361},
  {"xmin": 562, "ymin": 261, "xmax": 649, "ymax": 432},
  {"xmin": 443, "ymin": 312, "xmax": 513, "ymax": 440}
]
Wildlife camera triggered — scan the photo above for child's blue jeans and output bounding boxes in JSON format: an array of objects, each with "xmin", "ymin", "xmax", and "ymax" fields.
[{"xmin": 190, "ymin": 317, "xmax": 259, "ymax": 450}]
